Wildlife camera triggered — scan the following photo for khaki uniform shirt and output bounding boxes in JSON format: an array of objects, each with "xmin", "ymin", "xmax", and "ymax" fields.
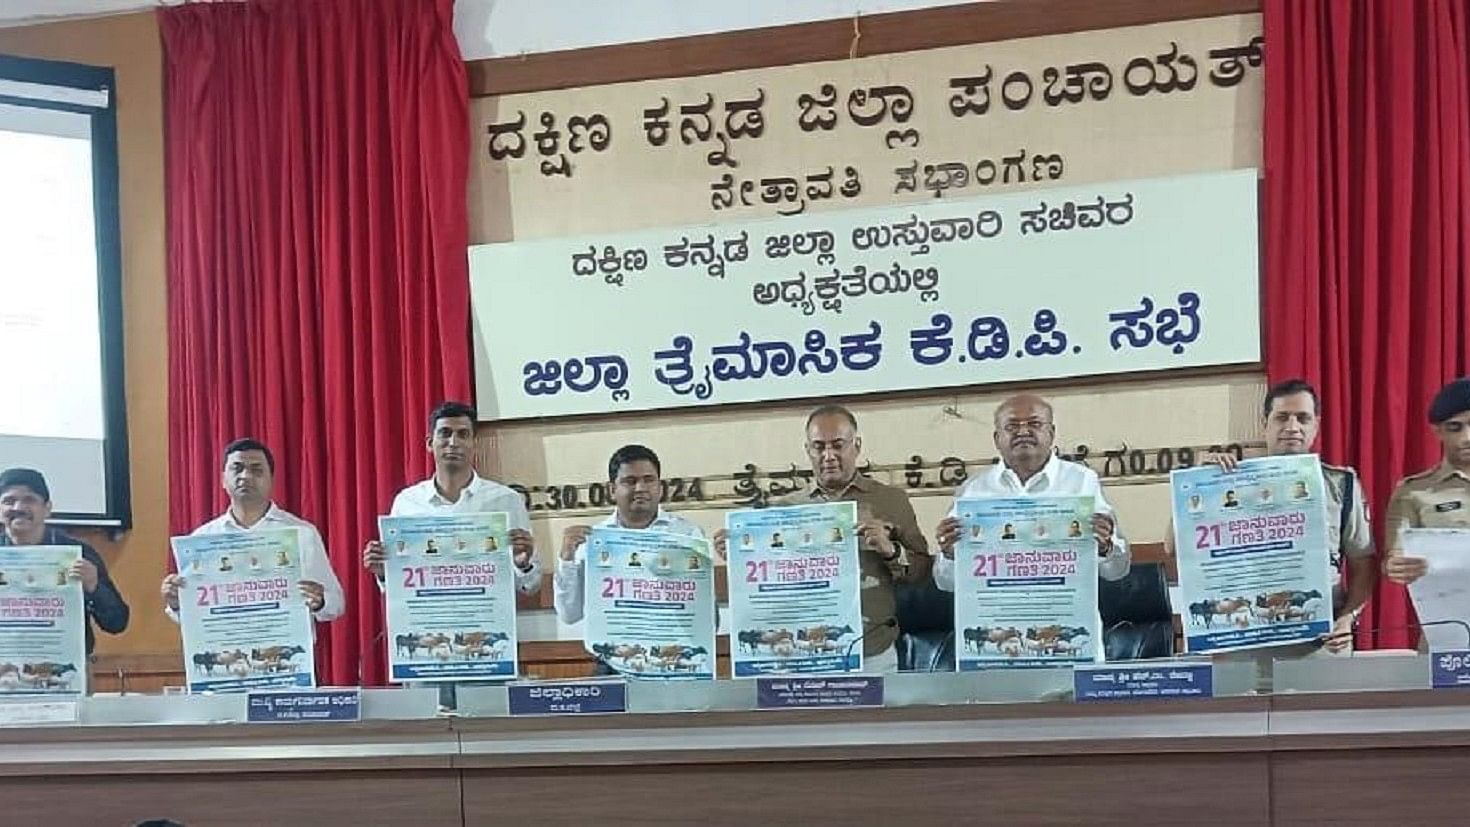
[
  {"xmin": 1387, "ymin": 461, "xmax": 1470, "ymax": 545},
  {"xmin": 1386, "ymin": 461, "xmax": 1470, "ymax": 652},
  {"xmin": 778, "ymin": 475, "xmax": 931, "ymax": 657}
]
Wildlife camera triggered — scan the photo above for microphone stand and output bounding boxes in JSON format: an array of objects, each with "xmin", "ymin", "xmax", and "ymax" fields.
[
  {"xmin": 844, "ymin": 617, "xmax": 898, "ymax": 673},
  {"xmin": 1322, "ymin": 618, "xmax": 1470, "ymax": 650}
]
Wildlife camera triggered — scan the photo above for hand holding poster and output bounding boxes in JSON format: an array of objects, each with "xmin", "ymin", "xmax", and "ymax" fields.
[
  {"xmin": 380, "ymin": 513, "xmax": 518, "ymax": 682},
  {"xmin": 583, "ymin": 527, "xmax": 716, "ymax": 679},
  {"xmin": 953, "ymin": 496, "xmax": 1099, "ymax": 670},
  {"xmin": 1403, "ymin": 528, "xmax": 1470, "ymax": 652},
  {"xmin": 727, "ymin": 501, "xmax": 862, "ymax": 676},
  {"xmin": 170, "ymin": 529, "xmax": 315, "ymax": 693},
  {"xmin": 0, "ymin": 545, "xmax": 84, "ymax": 695},
  {"xmin": 1171, "ymin": 455, "xmax": 1333, "ymax": 653}
]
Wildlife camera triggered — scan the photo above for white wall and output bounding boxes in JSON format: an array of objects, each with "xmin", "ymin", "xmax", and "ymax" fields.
[{"xmin": 453, "ymin": 0, "xmax": 982, "ymax": 60}]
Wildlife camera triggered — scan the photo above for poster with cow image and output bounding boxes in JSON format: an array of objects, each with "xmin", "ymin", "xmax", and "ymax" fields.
[
  {"xmin": 1171, "ymin": 454, "xmax": 1334, "ymax": 653},
  {"xmin": 583, "ymin": 527, "xmax": 716, "ymax": 679},
  {"xmin": 170, "ymin": 529, "xmax": 315, "ymax": 693},
  {"xmin": 727, "ymin": 501, "xmax": 863, "ymax": 677},
  {"xmin": 380, "ymin": 513, "xmax": 518, "ymax": 682},
  {"xmin": 953, "ymin": 496, "xmax": 1100, "ymax": 670},
  {"xmin": 0, "ymin": 545, "xmax": 86, "ymax": 695}
]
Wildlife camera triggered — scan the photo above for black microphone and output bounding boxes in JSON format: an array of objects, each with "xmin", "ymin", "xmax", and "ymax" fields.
[
  {"xmin": 1315, "ymin": 619, "xmax": 1470, "ymax": 650},
  {"xmin": 844, "ymin": 616, "xmax": 898, "ymax": 672}
]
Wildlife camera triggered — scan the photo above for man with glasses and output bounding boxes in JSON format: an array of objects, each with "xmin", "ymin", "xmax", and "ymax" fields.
[
  {"xmin": 932, "ymin": 394, "xmax": 1132, "ymax": 586},
  {"xmin": 714, "ymin": 404, "xmax": 931, "ymax": 673}
]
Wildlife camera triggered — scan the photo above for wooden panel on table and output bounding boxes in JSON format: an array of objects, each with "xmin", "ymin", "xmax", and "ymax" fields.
[
  {"xmin": 1272, "ymin": 748, "xmax": 1470, "ymax": 827},
  {"xmin": 463, "ymin": 753, "xmax": 1269, "ymax": 827},
  {"xmin": 0, "ymin": 719, "xmax": 456, "ymax": 773},
  {"xmin": 0, "ymin": 770, "xmax": 461, "ymax": 827},
  {"xmin": 450, "ymin": 694, "xmax": 1273, "ymax": 762}
]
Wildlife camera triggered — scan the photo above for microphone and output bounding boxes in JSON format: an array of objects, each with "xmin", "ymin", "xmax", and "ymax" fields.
[
  {"xmin": 1315, "ymin": 619, "xmax": 1470, "ymax": 650},
  {"xmin": 844, "ymin": 616, "xmax": 898, "ymax": 672}
]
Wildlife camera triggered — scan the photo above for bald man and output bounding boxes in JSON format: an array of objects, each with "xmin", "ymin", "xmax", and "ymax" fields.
[{"xmin": 932, "ymin": 394, "xmax": 1131, "ymax": 588}]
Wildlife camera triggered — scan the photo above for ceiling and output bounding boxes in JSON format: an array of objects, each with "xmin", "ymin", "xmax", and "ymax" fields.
[{"xmin": 0, "ymin": 0, "xmax": 162, "ymax": 28}]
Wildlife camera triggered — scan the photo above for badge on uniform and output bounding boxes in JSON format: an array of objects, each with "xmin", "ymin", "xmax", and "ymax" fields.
[{"xmin": 1435, "ymin": 501, "xmax": 1464, "ymax": 513}]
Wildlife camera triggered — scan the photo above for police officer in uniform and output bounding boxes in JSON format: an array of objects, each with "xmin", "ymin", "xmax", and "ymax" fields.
[
  {"xmin": 1384, "ymin": 377, "xmax": 1470, "ymax": 597},
  {"xmin": 1165, "ymin": 379, "xmax": 1376, "ymax": 651}
]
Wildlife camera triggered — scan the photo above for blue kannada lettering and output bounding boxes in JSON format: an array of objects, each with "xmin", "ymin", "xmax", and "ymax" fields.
[
  {"xmin": 968, "ymin": 315, "xmax": 1009, "ymax": 361},
  {"xmin": 650, "ymin": 322, "xmax": 883, "ymax": 399},
  {"xmin": 523, "ymin": 355, "xmax": 631, "ymax": 401},
  {"xmin": 1107, "ymin": 292, "xmax": 1201, "ymax": 354},
  {"xmin": 652, "ymin": 336, "xmax": 715, "ymax": 400},
  {"xmin": 908, "ymin": 309, "xmax": 1081, "ymax": 366},
  {"xmin": 1023, "ymin": 309, "xmax": 1068, "ymax": 356}
]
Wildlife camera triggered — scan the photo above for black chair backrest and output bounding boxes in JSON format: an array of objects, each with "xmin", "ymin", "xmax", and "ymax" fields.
[
  {"xmin": 1098, "ymin": 562, "xmax": 1172, "ymax": 626},
  {"xmin": 893, "ymin": 578, "xmax": 954, "ymax": 634}
]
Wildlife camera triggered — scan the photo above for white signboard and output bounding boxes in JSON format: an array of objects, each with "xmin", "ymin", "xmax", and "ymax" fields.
[{"xmin": 470, "ymin": 169, "xmax": 1260, "ymax": 420}]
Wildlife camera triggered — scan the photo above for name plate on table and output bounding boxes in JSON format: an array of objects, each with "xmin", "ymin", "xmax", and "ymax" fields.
[
  {"xmin": 508, "ymin": 681, "xmax": 627, "ymax": 716},
  {"xmin": 756, "ymin": 676, "xmax": 884, "ymax": 709},
  {"xmin": 1431, "ymin": 650, "xmax": 1470, "ymax": 689},
  {"xmin": 1074, "ymin": 663, "xmax": 1213, "ymax": 702},
  {"xmin": 0, "ymin": 700, "xmax": 78, "ymax": 726},
  {"xmin": 246, "ymin": 689, "xmax": 361, "ymax": 723}
]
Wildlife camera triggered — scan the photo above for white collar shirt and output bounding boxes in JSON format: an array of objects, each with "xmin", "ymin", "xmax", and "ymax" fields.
[
  {"xmin": 184, "ymin": 503, "xmax": 345, "ymax": 622},
  {"xmin": 389, "ymin": 474, "xmax": 541, "ymax": 593},
  {"xmin": 933, "ymin": 454, "xmax": 1131, "ymax": 587}
]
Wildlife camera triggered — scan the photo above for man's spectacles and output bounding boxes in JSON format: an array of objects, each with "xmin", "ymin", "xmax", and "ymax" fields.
[{"xmin": 1000, "ymin": 419, "xmax": 1052, "ymax": 434}]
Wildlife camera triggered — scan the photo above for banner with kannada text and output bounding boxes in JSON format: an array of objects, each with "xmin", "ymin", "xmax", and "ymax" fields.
[{"xmin": 470, "ymin": 169, "xmax": 1260, "ymax": 420}]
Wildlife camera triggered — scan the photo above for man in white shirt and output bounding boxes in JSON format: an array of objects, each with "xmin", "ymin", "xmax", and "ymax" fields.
[
  {"xmin": 360, "ymin": 401, "xmax": 541, "ymax": 592},
  {"xmin": 359, "ymin": 401, "xmax": 541, "ymax": 709},
  {"xmin": 161, "ymin": 438, "xmax": 344, "ymax": 623},
  {"xmin": 932, "ymin": 394, "xmax": 1132, "ymax": 590},
  {"xmin": 554, "ymin": 444, "xmax": 705, "ymax": 626}
]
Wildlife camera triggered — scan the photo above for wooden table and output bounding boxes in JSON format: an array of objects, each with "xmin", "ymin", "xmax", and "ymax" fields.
[{"xmin": 2, "ymin": 689, "xmax": 1469, "ymax": 825}]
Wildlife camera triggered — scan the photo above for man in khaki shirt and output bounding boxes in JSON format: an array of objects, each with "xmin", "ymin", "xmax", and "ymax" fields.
[
  {"xmin": 1384, "ymin": 377, "xmax": 1470, "ymax": 595},
  {"xmin": 1163, "ymin": 379, "xmax": 1376, "ymax": 652},
  {"xmin": 716, "ymin": 405, "xmax": 931, "ymax": 672}
]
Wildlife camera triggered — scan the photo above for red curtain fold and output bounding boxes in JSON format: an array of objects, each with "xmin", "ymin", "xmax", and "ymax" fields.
[
  {"xmin": 161, "ymin": 0, "xmax": 472, "ymax": 684},
  {"xmin": 1265, "ymin": 0, "xmax": 1470, "ymax": 648}
]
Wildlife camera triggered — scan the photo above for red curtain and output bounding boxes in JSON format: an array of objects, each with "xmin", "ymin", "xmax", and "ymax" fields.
[
  {"xmin": 161, "ymin": 0, "xmax": 472, "ymax": 684},
  {"xmin": 1264, "ymin": 0, "xmax": 1470, "ymax": 648}
]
